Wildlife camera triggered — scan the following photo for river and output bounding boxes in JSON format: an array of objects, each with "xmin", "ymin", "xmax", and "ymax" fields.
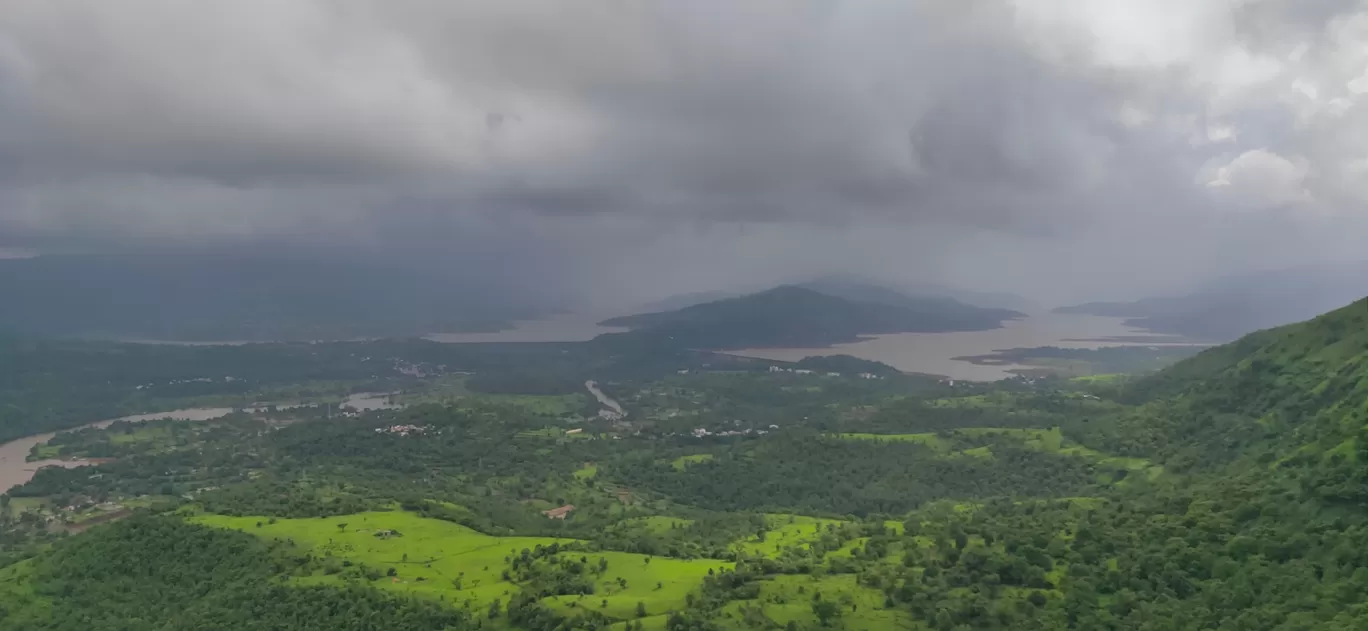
[
  {"xmin": 0, "ymin": 393, "xmax": 399, "ymax": 493},
  {"xmin": 721, "ymin": 313, "xmax": 1204, "ymax": 381}
]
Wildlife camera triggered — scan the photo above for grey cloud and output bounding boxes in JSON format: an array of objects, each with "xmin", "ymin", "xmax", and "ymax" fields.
[{"xmin": 2, "ymin": 0, "xmax": 1368, "ymax": 304}]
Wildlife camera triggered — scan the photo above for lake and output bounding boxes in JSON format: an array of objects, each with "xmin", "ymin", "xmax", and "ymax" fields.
[{"xmin": 721, "ymin": 313, "xmax": 1203, "ymax": 381}]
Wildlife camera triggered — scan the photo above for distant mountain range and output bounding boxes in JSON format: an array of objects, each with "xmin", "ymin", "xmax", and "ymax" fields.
[
  {"xmin": 635, "ymin": 277, "xmax": 1033, "ymax": 316},
  {"xmin": 597, "ymin": 282, "xmax": 1023, "ymax": 349},
  {"xmin": 0, "ymin": 252, "xmax": 559, "ymax": 341},
  {"xmin": 1056, "ymin": 262, "xmax": 1368, "ymax": 340}
]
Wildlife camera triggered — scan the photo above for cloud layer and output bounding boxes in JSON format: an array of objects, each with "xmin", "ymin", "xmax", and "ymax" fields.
[{"xmin": 3, "ymin": 0, "xmax": 1367, "ymax": 303}]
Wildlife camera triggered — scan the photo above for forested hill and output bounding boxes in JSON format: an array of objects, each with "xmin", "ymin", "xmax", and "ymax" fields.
[
  {"xmin": 596, "ymin": 285, "xmax": 1018, "ymax": 349},
  {"xmin": 1086, "ymin": 295, "xmax": 1368, "ymax": 471},
  {"xmin": 1132, "ymin": 296, "xmax": 1368, "ymax": 402}
]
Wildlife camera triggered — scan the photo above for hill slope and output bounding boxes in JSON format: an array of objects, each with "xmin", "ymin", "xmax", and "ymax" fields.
[
  {"xmin": 597, "ymin": 285, "xmax": 1018, "ymax": 349},
  {"xmin": 1060, "ymin": 295, "xmax": 1368, "ymax": 472}
]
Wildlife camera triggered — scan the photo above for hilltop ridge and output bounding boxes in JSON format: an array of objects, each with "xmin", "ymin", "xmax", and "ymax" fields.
[{"xmin": 597, "ymin": 284, "xmax": 1019, "ymax": 349}]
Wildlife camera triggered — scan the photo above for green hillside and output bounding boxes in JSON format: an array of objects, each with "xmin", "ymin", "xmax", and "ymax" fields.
[
  {"xmin": 597, "ymin": 285, "xmax": 1017, "ymax": 349},
  {"xmin": 8, "ymin": 297, "xmax": 1368, "ymax": 629}
]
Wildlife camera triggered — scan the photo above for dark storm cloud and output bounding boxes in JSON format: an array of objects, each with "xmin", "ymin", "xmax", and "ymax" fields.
[{"xmin": 1, "ymin": 0, "xmax": 1367, "ymax": 303}]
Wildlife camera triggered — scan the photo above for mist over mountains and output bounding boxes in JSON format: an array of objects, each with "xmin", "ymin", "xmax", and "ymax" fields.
[
  {"xmin": 0, "ymin": 251, "xmax": 563, "ymax": 341},
  {"xmin": 1056, "ymin": 262, "xmax": 1368, "ymax": 340}
]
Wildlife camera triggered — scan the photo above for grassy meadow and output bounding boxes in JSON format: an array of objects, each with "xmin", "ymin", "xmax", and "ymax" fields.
[{"xmin": 193, "ymin": 510, "xmax": 730, "ymax": 625}]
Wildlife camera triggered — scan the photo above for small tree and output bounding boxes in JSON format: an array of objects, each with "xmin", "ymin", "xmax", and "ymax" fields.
[
  {"xmin": 812, "ymin": 600, "xmax": 841, "ymax": 627},
  {"xmin": 636, "ymin": 601, "xmax": 647, "ymax": 618}
]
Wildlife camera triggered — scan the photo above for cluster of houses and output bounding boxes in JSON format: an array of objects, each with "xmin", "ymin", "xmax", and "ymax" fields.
[
  {"xmin": 134, "ymin": 375, "xmax": 240, "ymax": 390},
  {"xmin": 766, "ymin": 366, "xmax": 883, "ymax": 380},
  {"xmin": 688, "ymin": 424, "xmax": 780, "ymax": 438},
  {"xmin": 374, "ymin": 424, "xmax": 430, "ymax": 437}
]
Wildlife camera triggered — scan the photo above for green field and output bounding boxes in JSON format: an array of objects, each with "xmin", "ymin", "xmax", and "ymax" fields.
[
  {"xmin": 614, "ymin": 515, "xmax": 696, "ymax": 534},
  {"xmin": 542, "ymin": 551, "xmax": 730, "ymax": 621},
  {"xmin": 193, "ymin": 510, "xmax": 565, "ymax": 610},
  {"xmin": 671, "ymin": 454, "xmax": 716, "ymax": 470},
  {"xmin": 398, "ymin": 376, "xmax": 585, "ymax": 416},
  {"xmin": 717, "ymin": 574, "xmax": 919, "ymax": 630},
  {"xmin": 0, "ymin": 560, "xmax": 49, "ymax": 621},
  {"xmin": 194, "ymin": 510, "xmax": 729, "ymax": 624},
  {"xmin": 833, "ymin": 432, "xmax": 942, "ymax": 449},
  {"xmin": 731, "ymin": 515, "xmax": 843, "ymax": 558}
]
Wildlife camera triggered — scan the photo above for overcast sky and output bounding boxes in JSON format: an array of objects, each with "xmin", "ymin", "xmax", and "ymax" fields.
[{"xmin": 3, "ymin": 0, "xmax": 1368, "ymax": 307}]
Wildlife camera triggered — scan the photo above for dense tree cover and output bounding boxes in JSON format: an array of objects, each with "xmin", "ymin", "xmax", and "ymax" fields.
[
  {"xmin": 0, "ymin": 514, "xmax": 474, "ymax": 630},
  {"xmin": 597, "ymin": 285, "xmax": 1016, "ymax": 349},
  {"xmin": 670, "ymin": 297, "xmax": 1368, "ymax": 629}
]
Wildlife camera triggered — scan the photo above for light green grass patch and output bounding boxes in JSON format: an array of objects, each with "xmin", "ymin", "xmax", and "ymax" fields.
[
  {"xmin": 400, "ymin": 377, "xmax": 585, "ymax": 416},
  {"xmin": 671, "ymin": 454, "xmax": 715, "ymax": 470},
  {"xmin": 543, "ymin": 552, "xmax": 730, "ymax": 622},
  {"xmin": 108, "ymin": 425, "xmax": 173, "ymax": 445},
  {"xmin": 926, "ymin": 394, "xmax": 995, "ymax": 408},
  {"xmin": 616, "ymin": 516, "xmax": 695, "ymax": 535},
  {"xmin": 731, "ymin": 515, "xmax": 844, "ymax": 558},
  {"xmin": 608, "ymin": 614, "xmax": 670, "ymax": 631},
  {"xmin": 574, "ymin": 464, "xmax": 599, "ymax": 480},
  {"xmin": 0, "ymin": 560, "xmax": 51, "ymax": 622},
  {"xmin": 1070, "ymin": 373, "xmax": 1125, "ymax": 384},
  {"xmin": 29, "ymin": 444, "xmax": 61, "ymax": 460},
  {"xmin": 5, "ymin": 497, "xmax": 49, "ymax": 514},
  {"xmin": 717, "ymin": 574, "xmax": 917, "ymax": 630},
  {"xmin": 957, "ymin": 446, "xmax": 994, "ymax": 459},
  {"xmin": 832, "ymin": 433, "xmax": 944, "ymax": 451},
  {"xmin": 193, "ymin": 510, "xmax": 564, "ymax": 608}
]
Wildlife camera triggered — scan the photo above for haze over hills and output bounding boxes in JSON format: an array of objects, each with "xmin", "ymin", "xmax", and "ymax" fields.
[
  {"xmin": 630, "ymin": 291, "xmax": 742, "ymax": 314},
  {"xmin": 633, "ymin": 278, "xmax": 1028, "ymax": 324},
  {"xmin": 597, "ymin": 284, "xmax": 1021, "ymax": 349},
  {"xmin": 795, "ymin": 278, "xmax": 1026, "ymax": 320},
  {"xmin": 0, "ymin": 252, "xmax": 562, "ymax": 342},
  {"xmin": 1055, "ymin": 262, "xmax": 1368, "ymax": 340}
]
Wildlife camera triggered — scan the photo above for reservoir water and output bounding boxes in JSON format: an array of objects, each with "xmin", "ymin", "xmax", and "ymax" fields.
[{"xmin": 720, "ymin": 313, "xmax": 1203, "ymax": 381}]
